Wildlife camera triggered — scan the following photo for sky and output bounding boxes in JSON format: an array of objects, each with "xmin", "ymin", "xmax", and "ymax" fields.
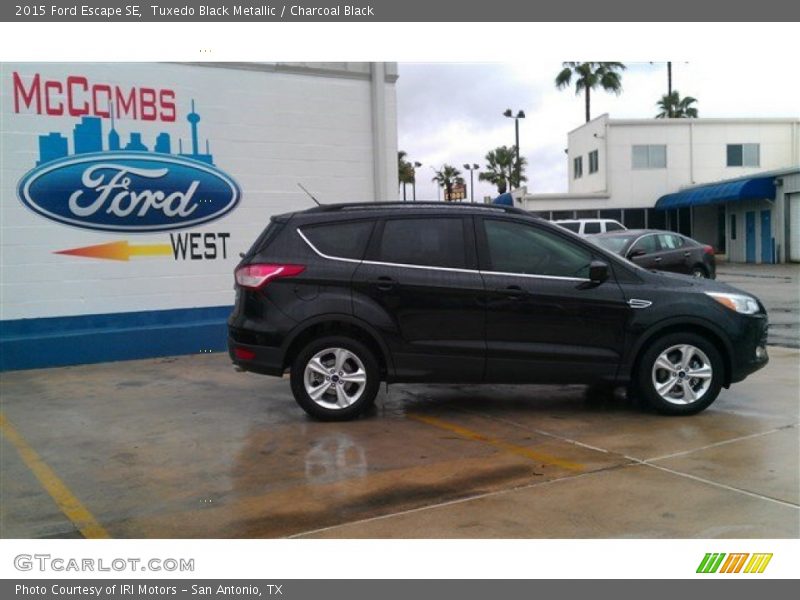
[{"xmin": 396, "ymin": 61, "xmax": 800, "ymax": 202}]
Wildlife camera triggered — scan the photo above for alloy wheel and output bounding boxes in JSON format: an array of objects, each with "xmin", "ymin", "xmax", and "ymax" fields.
[
  {"xmin": 303, "ymin": 347, "xmax": 367, "ymax": 409},
  {"xmin": 651, "ymin": 344, "xmax": 713, "ymax": 405}
]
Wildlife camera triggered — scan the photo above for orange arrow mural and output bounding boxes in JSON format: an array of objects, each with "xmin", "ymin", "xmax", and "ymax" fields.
[{"xmin": 55, "ymin": 241, "xmax": 173, "ymax": 261}]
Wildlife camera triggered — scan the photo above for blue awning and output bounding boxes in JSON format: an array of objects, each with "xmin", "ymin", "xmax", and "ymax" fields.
[
  {"xmin": 493, "ymin": 192, "xmax": 514, "ymax": 206},
  {"xmin": 655, "ymin": 176, "xmax": 776, "ymax": 210}
]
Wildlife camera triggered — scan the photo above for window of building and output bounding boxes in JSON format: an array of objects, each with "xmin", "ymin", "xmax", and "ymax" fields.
[
  {"xmin": 573, "ymin": 156, "xmax": 583, "ymax": 179},
  {"xmin": 647, "ymin": 208, "xmax": 667, "ymax": 230},
  {"xmin": 632, "ymin": 144, "xmax": 667, "ymax": 169},
  {"xmin": 727, "ymin": 144, "xmax": 760, "ymax": 167},
  {"xmin": 303, "ymin": 220, "xmax": 374, "ymax": 260},
  {"xmin": 576, "ymin": 210, "xmax": 599, "ymax": 219},
  {"xmin": 623, "ymin": 209, "xmax": 646, "ymax": 229},
  {"xmin": 552, "ymin": 210, "xmax": 575, "ymax": 220},
  {"xmin": 378, "ymin": 217, "xmax": 466, "ymax": 269},
  {"xmin": 483, "ymin": 219, "xmax": 592, "ymax": 278},
  {"xmin": 588, "ymin": 150, "xmax": 599, "ymax": 174},
  {"xmin": 730, "ymin": 214, "xmax": 737, "ymax": 240}
]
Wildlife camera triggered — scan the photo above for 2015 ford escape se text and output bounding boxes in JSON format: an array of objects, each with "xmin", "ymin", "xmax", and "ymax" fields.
[{"xmin": 228, "ymin": 202, "xmax": 769, "ymax": 420}]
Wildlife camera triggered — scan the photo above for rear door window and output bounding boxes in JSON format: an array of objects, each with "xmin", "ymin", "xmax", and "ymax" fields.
[
  {"xmin": 583, "ymin": 222, "xmax": 601, "ymax": 234},
  {"xmin": 303, "ymin": 220, "xmax": 374, "ymax": 260},
  {"xmin": 658, "ymin": 233, "xmax": 684, "ymax": 249},
  {"xmin": 377, "ymin": 217, "xmax": 467, "ymax": 269}
]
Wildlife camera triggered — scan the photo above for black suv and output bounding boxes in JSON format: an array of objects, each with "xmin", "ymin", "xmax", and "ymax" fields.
[{"xmin": 228, "ymin": 202, "xmax": 768, "ymax": 420}]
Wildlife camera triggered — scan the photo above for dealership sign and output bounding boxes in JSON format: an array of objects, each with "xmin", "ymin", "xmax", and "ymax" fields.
[
  {"xmin": 18, "ymin": 153, "xmax": 240, "ymax": 232},
  {"xmin": 13, "ymin": 72, "xmax": 240, "ymax": 235}
]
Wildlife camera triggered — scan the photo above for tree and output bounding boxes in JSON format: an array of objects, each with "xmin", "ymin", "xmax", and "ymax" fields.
[
  {"xmin": 655, "ymin": 90, "xmax": 698, "ymax": 118},
  {"xmin": 432, "ymin": 164, "xmax": 464, "ymax": 202},
  {"xmin": 555, "ymin": 62, "xmax": 626, "ymax": 123},
  {"xmin": 397, "ymin": 151, "xmax": 415, "ymax": 201},
  {"xmin": 478, "ymin": 145, "xmax": 527, "ymax": 194}
]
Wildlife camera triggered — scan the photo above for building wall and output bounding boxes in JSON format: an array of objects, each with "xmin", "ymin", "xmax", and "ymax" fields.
[
  {"xmin": 567, "ymin": 115, "xmax": 607, "ymax": 194},
  {"xmin": 565, "ymin": 116, "xmax": 799, "ymax": 209},
  {"xmin": 0, "ymin": 62, "xmax": 398, "ymax": 370}
]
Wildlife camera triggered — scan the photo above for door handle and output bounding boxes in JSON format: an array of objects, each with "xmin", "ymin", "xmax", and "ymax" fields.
[
  {"xmin": 683, "ymin": 251, "xmax": 691, "ymax": 257},
  {"xmin": 495, "ymin": 285, "xmax": 527, "ymax": 299},
  {"xmin": 371, "ymin": 276, "xmax": 397, "ymax": 291},
  {"xmin": 654, "ymin": 257, "xmax": 662, "ymax": 262}
]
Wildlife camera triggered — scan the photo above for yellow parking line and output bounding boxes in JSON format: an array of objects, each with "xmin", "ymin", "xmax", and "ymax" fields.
[
  {"xmin": 409, "ymin": 414, "xmax": 584, "ymax": 472},
  {"xmin": 0, "ymin": 412, "xmax": 110, "ymax": 539}
]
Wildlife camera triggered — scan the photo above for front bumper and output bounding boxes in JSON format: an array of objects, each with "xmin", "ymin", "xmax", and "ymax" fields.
[{"xmin": 728, "ymin": 313, "xmax": 769, "ymax": 384}]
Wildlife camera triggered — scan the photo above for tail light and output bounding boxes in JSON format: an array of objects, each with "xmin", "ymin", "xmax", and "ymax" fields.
[
  {"xmin": 703, "ymin": 245, "xmax": 714, "ymax": 255},
  {"xmin": 235, "ymin": 263, "xmax": 305, "ymax": 290}
]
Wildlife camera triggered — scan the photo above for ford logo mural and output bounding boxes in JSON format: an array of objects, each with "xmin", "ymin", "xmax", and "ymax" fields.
[{"xmin": 17, "ymin": 152, "xmax": 241, "ymax": 233}]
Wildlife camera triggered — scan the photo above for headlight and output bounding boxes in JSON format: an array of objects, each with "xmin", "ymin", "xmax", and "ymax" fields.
[{"xmin": 705, "ymin": 292, "xmax": 760, "ymax": 314}]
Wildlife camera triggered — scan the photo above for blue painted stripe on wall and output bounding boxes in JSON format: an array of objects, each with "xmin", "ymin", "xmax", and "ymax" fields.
[{"xmin": 0, "ymin": 306, "xmax": 233, "ymax": 371}]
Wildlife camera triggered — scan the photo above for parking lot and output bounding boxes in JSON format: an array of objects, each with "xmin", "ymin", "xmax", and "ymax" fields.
[{"xmin": 1, "ymin": 264, "xmax": 798, "ymax": 539}]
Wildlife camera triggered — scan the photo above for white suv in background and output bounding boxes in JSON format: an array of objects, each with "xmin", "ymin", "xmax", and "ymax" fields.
[{"xmin": 554, "ymin": 218, "xmax": 627, "ymax": 236}]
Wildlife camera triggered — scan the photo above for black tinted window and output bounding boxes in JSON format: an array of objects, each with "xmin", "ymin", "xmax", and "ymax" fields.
[
  {"xmin": 606, "ymin": 221, "xmax": 625, "ymax": 232},
  {"xmin": 484, "ymin": 220, "xmax": 592, "ymax": 278},
  {"xmin": 378, "ymin": 218, "xmax": 466, "ymax": 268},
  {"xmin": 583, "ymin": 222, "xmax": 601, "ymax": 234},
  {"xmin": 559, "ymin": 222, "xmax": 581, "ymax": 233},
  {"xmin": 303, "ymin": 220, "xmax": 374, "ymax": 260}
]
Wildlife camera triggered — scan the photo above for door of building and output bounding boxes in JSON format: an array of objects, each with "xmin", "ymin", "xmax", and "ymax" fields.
[
  {"xmin": 760, "ymin": 209, "xmax": 772, "ymax": 264},
  {"xmin": 745, "ymin": 211, "xmax": 756, "ymax": 263}
]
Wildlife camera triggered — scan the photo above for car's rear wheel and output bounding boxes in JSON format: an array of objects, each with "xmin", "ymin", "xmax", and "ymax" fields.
[
  {"xmin": 290, "ymin": 336, "xmax": 380, "ymax": 421},
  {"xmin": 691, "ymin": 265, "xmax": 708, "ymax": 278},
  {"xmin": 636, "ymin": 332, "xmax": 723, "ymax": 415}
]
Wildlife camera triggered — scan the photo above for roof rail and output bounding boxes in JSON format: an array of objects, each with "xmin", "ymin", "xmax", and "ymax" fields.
[{"xmin": 305, "ymin": 201, "xmax": 531, "ymax": 216}]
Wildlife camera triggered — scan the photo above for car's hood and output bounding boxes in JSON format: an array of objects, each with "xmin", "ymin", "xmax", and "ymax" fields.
[{"xmin": 638, "ymin": 268, "xmax": 750, "ymax": 296}]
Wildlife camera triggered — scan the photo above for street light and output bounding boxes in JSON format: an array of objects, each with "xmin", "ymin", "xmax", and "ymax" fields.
[
  {"xmin": 503, "ymin": 108, "xmax": 525, "ymax": 190},
  {"xmin": 412, "ymin": 161, "xmax": 422, "ymax": 201},
  {"xmin": 463, "ymin": 163, "xmax": 480, "ymax": 203},
  {"xmin": 430, "ymin": 166, "xmax": 440, "ymax": 201}
]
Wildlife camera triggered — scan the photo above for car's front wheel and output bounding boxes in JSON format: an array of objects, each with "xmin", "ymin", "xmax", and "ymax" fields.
[
  {"xmin": 636, "ymin": 333, "xmax": 723, "ymax": 415},
  {"xmin": 290, "ymin": 336, "xmax": 380, "ymax": 421}
]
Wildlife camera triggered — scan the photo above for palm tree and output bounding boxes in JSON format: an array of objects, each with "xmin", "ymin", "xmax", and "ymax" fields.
[
  {"xmin": 478, "ymin": 145, "xmax": 527, "ymax": 194},
  {"xmin": 397, "ymin": 151, "xmax": 415, "ymax": 201},
  {"xmin": 555, "ymin": 62, "xmax": 626, "ymax": 123},
  {"xmin": 656, "ymin": 91, "xmax": 698, "ymax": 118},
  {"xmin": 432, "ymin": 164, "xmax": 464, "ymax": 202}
]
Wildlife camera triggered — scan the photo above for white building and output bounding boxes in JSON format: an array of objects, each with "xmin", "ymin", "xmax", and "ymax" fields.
[
  {"xmin": 0, "ymin": 62, "xmax": 398, "ymax": 370},
  {"xmin": 518, "ymin": 114, "xmax": 800, "ymax": 263}
]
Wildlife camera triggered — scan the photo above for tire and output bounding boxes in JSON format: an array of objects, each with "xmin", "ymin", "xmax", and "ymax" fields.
[
  {"xmin": 290, "ymin": 335, "xmax": 380, "ymax": 421},
  {"xmin": 691, "ymin": 265, "xmax": 708, "ymax": 278},
  {"xmin": 636, "ymin": 332, "xmax": 723, "ymax": 415}
]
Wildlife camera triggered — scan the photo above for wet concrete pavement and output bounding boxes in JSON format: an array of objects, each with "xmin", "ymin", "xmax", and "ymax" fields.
[
  {"xmin": 1, "ymin": 346, "xmax": 798, "ymax": 539},
  {"xmin": 716, "ymin": 262, "xmax": 799, "ymax": 348}
]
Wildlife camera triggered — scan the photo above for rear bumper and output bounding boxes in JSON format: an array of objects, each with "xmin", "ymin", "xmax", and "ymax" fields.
[{"xmin": 227, "ymin": 325, "xmax": 287, "ymax": 377}]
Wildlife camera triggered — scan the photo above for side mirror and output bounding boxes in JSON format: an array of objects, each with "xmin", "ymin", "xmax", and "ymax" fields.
[
  {"xmin": 589, "ymin": 260, "xmax": 609, "ymax": 284},
  {"xmin": 627, "ymin": 248, "xmax": 646, "ymax": 259}
]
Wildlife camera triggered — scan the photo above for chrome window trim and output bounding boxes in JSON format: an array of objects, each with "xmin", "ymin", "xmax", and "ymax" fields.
[
  {"xmin": 297, "ymin": 228, "xmax": 590, "ymax": 282},
  {"xmin": 296, "ymin": 228, "xmax": 362, "ymax": 264}
]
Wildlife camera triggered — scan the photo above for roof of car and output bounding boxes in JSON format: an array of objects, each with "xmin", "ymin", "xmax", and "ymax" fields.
[
  {"xmin": 281, "ymin": 201, "xmax": 535, "ymax": 220},
  {"xmin": 590, "ymin": 229, "xmax": 675, "ymax": 238}
]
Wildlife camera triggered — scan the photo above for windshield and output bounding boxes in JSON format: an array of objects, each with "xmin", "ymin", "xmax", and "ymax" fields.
[{"xmin": 590, "ymin": 234, "xmax": 636, "ymax": 255}]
